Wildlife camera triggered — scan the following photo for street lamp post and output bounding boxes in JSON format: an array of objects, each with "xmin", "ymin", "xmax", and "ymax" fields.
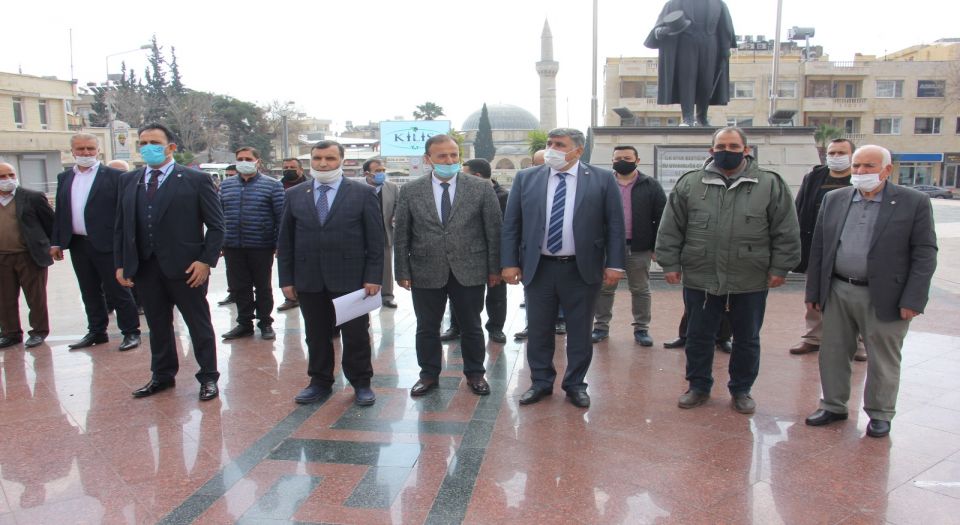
[
  {"xmin": 105, "ymin": 44, "xmax": 151, "ymax": 83},
  {"xmin": 103, "ymin": 44, "xmax": 150, "ymax": 162},
  {"xmin": 280, "ymin": 101, "xmax": 295, "ymax": 159}
]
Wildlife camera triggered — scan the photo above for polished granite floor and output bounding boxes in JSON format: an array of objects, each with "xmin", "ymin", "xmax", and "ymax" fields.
[{"xmin": 2, "ymin": 202, "xmax": 960, "ymax": 525}]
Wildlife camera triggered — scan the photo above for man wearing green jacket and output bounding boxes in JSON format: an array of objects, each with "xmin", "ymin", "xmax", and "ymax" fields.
[{"xmin": 656, "ymin": 127, "xmax": 801, "ymax": 414}]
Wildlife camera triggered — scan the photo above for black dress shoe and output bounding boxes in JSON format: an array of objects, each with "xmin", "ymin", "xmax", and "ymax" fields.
[
  {"xmin": 295, "ymin": 384, "xmax": 332, "ymax": 404},
  {"xmin": 410, "ymin": 378, "xmax": 439, "ymax": 396},
  {"xmin": 488, "ymin": 331, "xmax": 507, "ymax": 344},
  {"xmin": 716, "ymin": 339, "xmax": 733, "ymax": 353},
  {"xmin": 519, "ymin": 386, "xmax": 552, "ymax": 405},
  {"xmin": 118, "ymin": 334, "xmax": 141, "ymax": 351},
  {"xmin": 69, "ymin": 332, "xmax": 109, "ymax": 349},
  {"xmin": 221, "ymin": 325, "xmax": 254, "ymax": 339},
  {"xmin": 217, "ymin": 295, "xmax": 236, "ymax": 306},
  {"xmin": 554, "ymin": 321, "xmax": 566, "ymax": 335},
  {"xmin": 132, "ymin": 378, "xmax": 175, "ymax": 398},
  {"xmin": 866, "ymin": 419, "xmax": 891, "ymax": 438},
  {"xmin": 567, "ymin": 390, "xmax": 591, "ymax": 408},
  {"xmin": 466, "ymin": 377, "xmax": 491, "ymax": 396},
  {"xmin": 260, "ymin": 326, "xmax": 276, "ymax": 340},
  {"xmin": 514, "ymin": 328, "xmax": 529, "ymax": 340},
  {"xmin": 382, "ymin": 300, "xmax": 398, "ymax": 308},
  {"xmin": 24, "ymin": 335, "xmax": 45, "ymax": 348},
  {"xmin": 354, "ymin": 386, "xmax": 376, "ymax": 406},
  {"xmin": 439, "ymin": 328, "xmax": 460, "ymax": 342},
  {"xmin": 199, "ymin": 381, "xmax": 219, "ymax": 401},
  {"xmin": 663, "ymin": 337, "xmax": 686, "ymax": 349},
  {"xmin": 805, "ymin": 409, "xmax": 848, "ymax": 426},
  {"xmin": 277, "ymin": 299, "xmax": 300, "ymax": 312},
  {"xmin": 0, "ymin": 335, "xmax": 22, "ymax": 349}
]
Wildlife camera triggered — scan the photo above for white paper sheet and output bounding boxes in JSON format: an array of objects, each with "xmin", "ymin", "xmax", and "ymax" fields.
[{"xmin": 332, "ymin": 288, "xmax": 382, "ymax": 326}]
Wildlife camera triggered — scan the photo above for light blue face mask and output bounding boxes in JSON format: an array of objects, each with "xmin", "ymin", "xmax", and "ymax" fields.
[
  {"xmin": 140, "ymin": 144, "xmax": 167, "ymax": 165},
  {"xmin": 433, "ymin": 163, "xmax": 460, "ymax": 179},
  {"xmin": 373, "ymin": 172, "xmax": 386, "ymax": 185}
]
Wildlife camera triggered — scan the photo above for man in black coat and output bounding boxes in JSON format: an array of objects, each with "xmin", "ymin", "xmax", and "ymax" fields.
[
  {"xmin": 114, "ymin": 123, "xmax": 225, "ymax": 401},
  {"xmin": 0, "ymin": 163, "xmax": 54, "ymax": 349},
  {"xmin": 645, "ymin": 0, "xmax": 736, "ymax": 126},
  {"xmin": 51, "ymin": 133, "xmax": 140, "ymax": 352},
  {"xmin": 277, "ymin": 140, "xmax": 384, "ymax": 406}
]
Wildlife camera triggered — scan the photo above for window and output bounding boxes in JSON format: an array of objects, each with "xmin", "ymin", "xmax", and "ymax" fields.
[
  {"xmin": 38, "ymin": 99, "xmax": 48, "ymax": 129},
  {"xmin": 806, "ymin": 80, "xmax": 832, "ymax": 98},
  {"xmin": 898, "ymin": 164, "xmax": 933, "ymax": 185},
  {"xmin": 917, "ymin": 80, "xmax": 945, "ymax": 97},
  {"xmin": 873, "ymin": 117, "xmax": 902, "ymax": 135},
  {"xmin": 914, "ymin": 117, "xmax": 942, "ymax": 134},
  {"xmin": 875, "ymin": 80, "xmax": 903, "ymax": 98},
  {"xmin": 730, "ymin": 81, "xmax": 754, "ymax": 99},
  {"xmin": 12, "ymin": 97, "xmax": 24, "ymax": 128},
  {"xmin": 726, "ymin": 116, "xmax": 754, "ymax": 127},
  {"xmin": 644, "ymin": 83, "xmax": 658, "ymax": 99},
  {"xmin": 620, "ymin": 80, "xmax": 657, "ymax": 99},
  {"xmin": 776, "ymin": 81, "xmax": 797, "ymax": 99},
  {"xmin": 842, "ymin": 118, "xmax": 859, "ymax": 134},
  {"xmin": 956, "ymin": 117, "xmax": 960, "ymax": 134}
]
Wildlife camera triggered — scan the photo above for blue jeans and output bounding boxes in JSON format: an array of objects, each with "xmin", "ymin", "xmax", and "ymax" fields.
[{"xmin": 683, "ymin": 287, "xmax": 768, "ymax": 395}]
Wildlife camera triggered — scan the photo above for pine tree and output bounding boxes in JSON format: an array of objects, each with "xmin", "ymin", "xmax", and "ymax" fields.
[
  {"xmin": 143, "ymin": 35, "xmax": 168, "ymax": 122},
  {"xmin": 88, "ymin": 87, "xmax": 110, "ymax": 127},
  {"xmin": 168, "ymin": 46, "xmax": 185, "ymax": 98},
  {"xmin": 474, "ymin": 103, "xmax": 496, "ymax": 161}
]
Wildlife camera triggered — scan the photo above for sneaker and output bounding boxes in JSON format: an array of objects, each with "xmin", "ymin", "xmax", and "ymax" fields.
[{"xmin": 634, "ymin": 330, "xmax": 653, "ymax": 346}]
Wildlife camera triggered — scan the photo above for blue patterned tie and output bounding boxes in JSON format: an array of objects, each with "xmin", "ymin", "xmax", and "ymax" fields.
[
  {"xmin": 317, "ymin": 185, "xmax": 331, "ymax": 225},
  {"xmin": 547, "ymin": 173, "xmax": 567, "ymax": 254}
]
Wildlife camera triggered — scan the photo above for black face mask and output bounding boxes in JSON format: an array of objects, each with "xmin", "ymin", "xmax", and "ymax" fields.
[
  {"xmin": 712, "ymin": 150, "xmax": 744, "ymax": 171},
  {"xmin": 282, "ymin": 169, "xmax": 299, "ymax": 180},
  {"xmin": 612, "ymin": 160, "xmax": 637, "ymax": 175}
]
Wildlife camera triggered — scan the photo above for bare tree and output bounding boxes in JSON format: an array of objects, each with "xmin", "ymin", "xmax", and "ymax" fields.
[{"xmin": 166, "ymin": 91, "xmax": 215, "ymax": 152}]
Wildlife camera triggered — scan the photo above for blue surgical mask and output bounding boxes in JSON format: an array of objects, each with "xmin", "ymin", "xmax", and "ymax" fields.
[
  {"xmin": 373, "ymin": 172, "xmax": 386, "ymax": 185},
  {"xmin": 433, "ymin": 163, "xmax": 460, "ymax": 179},
  {"xmin": 140, "ymin": 144, "xmax": 168, "ymax": 166}
]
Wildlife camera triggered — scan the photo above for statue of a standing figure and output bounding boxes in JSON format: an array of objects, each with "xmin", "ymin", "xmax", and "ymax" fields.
[{"xmin": 645, "ymin": 0, "xmax": 736, "ymax": 127}]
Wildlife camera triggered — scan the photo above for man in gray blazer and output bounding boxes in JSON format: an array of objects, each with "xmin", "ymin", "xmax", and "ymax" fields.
[
  {"xmin": 363, "ymin": 158, "xmax": 400, "ymax": 308},
  {"xmin": 501, "ymin": 128, "xmax": 626, "ymax": 408},
  {"xmin": 395, "ymin": 134, "xmax": 502, "ymax": 397},
  {"xmin": 804, "ymin": 145, "xmax": 938, "ymax": 438}
]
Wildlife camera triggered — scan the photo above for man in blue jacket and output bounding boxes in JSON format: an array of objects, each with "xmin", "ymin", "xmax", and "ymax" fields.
[{"xmin": 219, "ymin": 147, "xmax": 285, "ymax": 341}]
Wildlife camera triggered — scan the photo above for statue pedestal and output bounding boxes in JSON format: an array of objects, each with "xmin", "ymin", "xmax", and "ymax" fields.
[{"xmin": 590, "ymin": 126, "xmax": 819, "ymax": 192}]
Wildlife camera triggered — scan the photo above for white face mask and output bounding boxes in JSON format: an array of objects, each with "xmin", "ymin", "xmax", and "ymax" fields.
[
  {"xmin": 74, "ymin": 155, "xmax": 98, "ymax": 168},
  {"xmin": 0, "ymin": 178, "xmax": 19, "ymax": 192},
  {"xmin": 236, "ymin": 160, "xmax": 258, "ymax": 175},
  {"xmin": 311, "ymin": 167, "xmax": 342, "ymax": 184},
  {"xmin": 851, "ymin": 172, "xmax": 883, "ymax": 192},
  {"xmin": 544, "ymin": 148, "xmax": 573, "ymax": 171},
  {"xmin": 826, "ymin": 155, "xmax": 851, "ymax": 172}
]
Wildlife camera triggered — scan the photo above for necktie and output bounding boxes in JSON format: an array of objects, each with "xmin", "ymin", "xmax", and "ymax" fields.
[
  {"xmin": 440, "ymin": 182, "xmax": 451, "ymax": 226},
  {"xmin": 146, "ymin": 169, "xmax": 161, "ymax": 201},
  {"xmin": 547, "ymin": 173, "xmax": 568, "ymax": 254},
  {"xmin": 317, "ymin": 185, "xmax": 331, "ymax": 225}
]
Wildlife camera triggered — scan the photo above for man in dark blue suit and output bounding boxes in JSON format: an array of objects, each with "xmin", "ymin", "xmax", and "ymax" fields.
[
  {"xmin": 114, "ymin": 123, "xmax": 225, "ymax": 401},
  {"xmin": 501, "ymin": 128, "xmax": 626, "ymax": 408},
  {"xmin": 277, "ymin": 140, "xmax": 384, "ymax": 406},
  {"xmin": 51, "ymin": 133, "xmax": 140, "ymax": 352}
]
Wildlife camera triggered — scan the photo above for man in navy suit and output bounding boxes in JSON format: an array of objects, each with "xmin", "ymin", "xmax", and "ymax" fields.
[
  {"xmin": 114, "ymin": 123, "xmax": 225, "ymax": 401},
  {"xmin": 277, "ymin": 140, "xmax": 384, "ymax": 406},
  {"xmin": 51, "ymin": 133, "xmax": 140, "ymax": 352},
  {"xmin": 501, "ymin": 128, "xmax": 626, "ymax": 408}
]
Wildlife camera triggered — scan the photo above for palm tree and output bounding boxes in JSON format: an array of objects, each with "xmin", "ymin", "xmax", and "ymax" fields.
[
  {"xmin": 814, "ymin": 124, "xmax": 844, "ymax": 163},
  {"xmin": 413, "ymin": 102, "xmax": 444, "ymax": 120},
  {"xmin": 527, "ymin": 130, "xmax": 548, "ymax": 156}
]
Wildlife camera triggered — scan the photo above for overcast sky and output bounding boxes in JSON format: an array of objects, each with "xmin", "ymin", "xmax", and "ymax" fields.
[{"xmin": 4, "ymin": 0, "xmax": 955, "ymax": 132}]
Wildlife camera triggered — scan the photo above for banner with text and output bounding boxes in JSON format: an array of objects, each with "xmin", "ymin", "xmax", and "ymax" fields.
[{"xmin": 379, "ymin": 120, "xmax": 451, "ymax": 157}]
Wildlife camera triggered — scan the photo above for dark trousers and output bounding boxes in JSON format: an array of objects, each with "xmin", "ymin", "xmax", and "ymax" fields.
[
  {"xmin": 0, "ymin": 252, "xmax": 48, "ymax": 338},
  {"xmin": 525, "ymin": 259, "xmax": 601, "ymax": 392},
  {"xmin": 69, "ymin": 236, "xmax": 140, "ymax": 336},
  {"xmin": 678, "ymin": 306, "xmax": 731, "ymax": 341},
  {"xmin": 136, "ymin": 257, "xmax": 219, "ymax": 383},
  {"xmin": 412, "ymin": 272, "xmax": 486, "ymax": 379},
  {"xmin": 683, "ymin": 287, "xmax": 768, "ymax": 395},
  {"xmin": 223, "ymin": 248, "xmax": 275, "ymax": 329},
  {"xmin": 298, "ymin": 289, "xmax": 373, "ymax": 388},
  {"xmin": 449, "ymin": 281, "xmax": 507, "ymax": 333},
  {"xmin": 676, "ymin": 33, "xmax": 717, "ymax": 123}
]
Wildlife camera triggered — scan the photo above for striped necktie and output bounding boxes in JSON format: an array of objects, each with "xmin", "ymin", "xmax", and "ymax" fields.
[{"xmin": 546, "ymin": 172, "xmax": 568, "ymax": 254}]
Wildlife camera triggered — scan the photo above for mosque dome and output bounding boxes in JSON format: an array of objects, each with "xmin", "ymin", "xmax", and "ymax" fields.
[{"xmin": 462, "ymin": 104, "xmax": 540, "ymax": 131}]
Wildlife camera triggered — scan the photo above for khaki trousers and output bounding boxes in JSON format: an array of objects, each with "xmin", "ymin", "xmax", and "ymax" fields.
[
  {"xmin": 0, "ymin": 252, "xmax": 48, "ymax": 338},
  {"xmin": 593, "ymin": 247, "xmax": 652, "ymax": 332}
]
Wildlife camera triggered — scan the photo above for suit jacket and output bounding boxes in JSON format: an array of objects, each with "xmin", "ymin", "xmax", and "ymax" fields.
[
  {"xmin": 10, "ymin": 188, "xmax": 55, "ymax": 267},
  {"xmin": 501, "ymin": 163, "xmax": 626, "ymax": 286},
  {"xmin": 114, "ymin": 164, "xmax": 225, "ymax": 280},
  {"xmin": 51, "ymin": 164, "xmax": 124, "ymax": 253},
  {"xmin": 277, "ymin": 177, "xmax": 384, "ymax": 293},
  {"xmin": 805, "ymin": 183, "xmax": 938, "ymax": 322},
  {"xmin": 379, "ymin": 180, "xmax": 399, "ymax": 247},
  {"xmin": 394, "ymin": 172, "xmax": 502, "ymax": 289}
]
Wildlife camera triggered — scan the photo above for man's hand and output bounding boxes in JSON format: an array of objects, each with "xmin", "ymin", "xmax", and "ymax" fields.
[
  {"xmin": 185, "ymin": 261, "xmax": 210, "ymax": 288},
  {"xmin": 363, "ymin": 283, "xmax": 381, "ymax": 296},
  {"xmin": 768, "ymin": 274, "xmax": 786, "ymax": 288},
  {"xmin": 49, "ymin": 247, "xmax": 63, "ymax": 261},
  {"xmin": 603, "ymin": 269, "xmax": 625, "ymax": 287},
  {"xmin": 282, "ymin": 286, "xmax": 297, "ymax": 301},
  {"xmin": 664, "ymin": 271, "xmax": 682, "ymax": 285},
  {"xmin": 502, "ymin": 267, "xmax": 522, "ymax": 285},
  {"xmin": 900, "ymin": 308, "xmax": 920, "ymax": 321},
  {"xmin": 116, "ymin": 268, "xmax": 134, "ymax": 288},
  {"xmin": 398, "ymin": 279, "xmax": 411, "ymax": 290},
  {"xmin": 488, "ymin": 274, "xmax": 503, "ymax": 287},
  {"xmin": 806, "ymin": 302, "xmax": 820, "ymax": 313}
]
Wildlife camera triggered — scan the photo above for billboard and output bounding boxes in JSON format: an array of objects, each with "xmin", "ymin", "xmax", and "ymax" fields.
[{"xmin": 379, "ymin": 120, "xmax": 451, "ymax": 157}]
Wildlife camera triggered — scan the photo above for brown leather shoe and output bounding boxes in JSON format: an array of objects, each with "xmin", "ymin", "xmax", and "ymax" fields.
[
  {"xmin": 789, "ymin": 342, "xmax": 820, "ymax": 355},
  {"xmin": 466, "ymin": 377, "xmax": 490, "ymax": 396},
  {"xmin": 410, "ymin": 378, "xmax": 439, "ymax": 396}
]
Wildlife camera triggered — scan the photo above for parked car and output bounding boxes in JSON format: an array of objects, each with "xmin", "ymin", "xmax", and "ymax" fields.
[{"xmin": 911, "ymin": 185, "xmax": 955, "ymax": 199}]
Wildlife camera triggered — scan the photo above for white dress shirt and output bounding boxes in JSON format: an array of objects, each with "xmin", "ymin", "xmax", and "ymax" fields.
[
  {"xmin": 144, "ymin": 160, "xmax": 175, "ymax": 189},
  {"xmin": 541, "ymin": 163, "xmax": 579, "ymax": 256},
  {"xmin": 71, "ymin": 162, "xmax": 100, "ymax": 235},
  {"xmin": 313, "ymin": 176, "xmax": 343, "ymax": 208},
  {"xmin": 431, "ymin": 173, "xmax": 457, "ymax": 223}
]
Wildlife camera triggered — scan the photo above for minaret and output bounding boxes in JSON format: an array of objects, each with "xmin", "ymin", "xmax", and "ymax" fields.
[{"xmin": 536, "ymin": 19, "xmax": 559, "ymax": 130}]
